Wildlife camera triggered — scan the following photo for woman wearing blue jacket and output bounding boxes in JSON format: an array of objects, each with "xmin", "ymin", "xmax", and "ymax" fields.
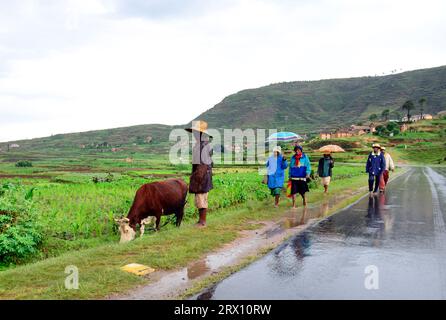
[
  {"xmin": 366, "ymin": 143, "xmax": 386, "ymax": 196},
  {"xmin": 266, "ymin": 146, "xmax": 288, "ymax": 207},
  {"xmin": 289, "ymin": 145, "xmax": 311, "ymax": 208}
]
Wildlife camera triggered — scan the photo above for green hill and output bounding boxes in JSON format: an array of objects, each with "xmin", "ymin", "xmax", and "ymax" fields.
[
  {"xmin": 0, "ymin": 124, "xmax": 178, "ymax": 157},
  {"xmin": 1, "ymin": 65, "xmax": 446, "ymax": 154},
  {"xmin": 194, "ymin": 65, "xmax": 446, "ymax": 133}
]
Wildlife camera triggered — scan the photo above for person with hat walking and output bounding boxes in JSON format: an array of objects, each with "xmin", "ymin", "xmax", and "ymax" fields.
[
  {"xmin": 366, "ymin": 143, "xmax": 386, "ymax": 196},
  {"xmin": 289, "ymin": 145, "xmax": 311, "ymax": 208},
  {"xmin": 379, "ymin": 146, "xmax": 395, "ymax": 192},
  {"xmin": 317, "ymin": 153, "xmax": 334, "ymax": 193},
  {"xmin": 266, "ymin": 145, "xmax": 288, "ymax": 207},
  {"xmin": 186, "ymin": 120, "xmax": 213, "ymax": 227}
]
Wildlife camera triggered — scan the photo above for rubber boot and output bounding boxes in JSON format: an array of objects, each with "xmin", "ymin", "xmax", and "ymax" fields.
[{"xmin": 196, "ymin": 208, "xmax": 207, "ymax": 227}]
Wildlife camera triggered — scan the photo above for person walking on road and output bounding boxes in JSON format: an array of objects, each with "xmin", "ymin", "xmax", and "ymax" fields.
[
  {"xmin": 289, "ymin": 145, "xmax": 311, "ymax": 208},
  {"xmin": 266, "ymin": 146, "xmax": 288, "ymax": 207},
  {"xmin": 366, "ymin": 143, "xmax": 386, "ymax": 197},
  {"xmin": 186, "ymin": 120, "xmax": 214, "ymax": 227},
  {"xmin": 379, "ymin": 146, "xmax": 395, "ymax": 192},
  {"xmin": 317, "ymin": 153, "xmax": 334, "ymax": 193}
]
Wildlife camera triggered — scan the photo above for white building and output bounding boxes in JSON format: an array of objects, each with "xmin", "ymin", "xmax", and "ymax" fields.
[{"xmin": 401, "ymin": 114, "xmax": 433, "ymax": 122}]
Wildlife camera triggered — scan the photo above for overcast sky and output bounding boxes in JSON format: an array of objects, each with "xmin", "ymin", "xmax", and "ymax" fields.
[{"xmin": 1, "ymin": 0, "xmax": 445, "ymax": 142}]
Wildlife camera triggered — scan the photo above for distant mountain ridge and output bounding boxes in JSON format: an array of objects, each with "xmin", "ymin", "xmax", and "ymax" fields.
[
  {"xmin": 193, "ymin": 65, "xmax": 446, "ymax": 133},
  {"xmin": 1, "ymin": 65, "xmax": 445, "ymax": 151}
]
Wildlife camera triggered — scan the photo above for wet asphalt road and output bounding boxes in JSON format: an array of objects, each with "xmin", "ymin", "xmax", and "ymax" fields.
[{"xmin": 197, "ymin": 167, "xmax": 446, "ymax": 299}]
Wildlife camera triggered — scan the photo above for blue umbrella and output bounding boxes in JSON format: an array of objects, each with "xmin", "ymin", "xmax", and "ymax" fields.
[{"xmin": 267, "ymin": 131, "xmax": 303, "ymax": 142}]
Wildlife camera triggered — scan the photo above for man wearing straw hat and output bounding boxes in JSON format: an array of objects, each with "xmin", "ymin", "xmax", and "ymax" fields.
[
  {"xmin": 366, "ymin": 143, "xmax": 386, "ymax": 196},
  {"xmin": 185, "ymin": 120, "xmax": 213, "ymax": 227},
  {"xmin": 379, "ymin": 146, "xmax": 395, "ymax": 192}
]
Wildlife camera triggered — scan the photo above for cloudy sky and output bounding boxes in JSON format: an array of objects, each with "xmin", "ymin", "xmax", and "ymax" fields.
[{"xmin": 1, "ymin": 0, "xmax": 445, "ymax": 142}]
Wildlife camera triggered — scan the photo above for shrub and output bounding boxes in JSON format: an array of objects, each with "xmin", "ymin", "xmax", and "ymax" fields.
[
  {"xmin": 92, "ymin": 173, "xmax": 114, "ymax": 183},
  {"xmin": 375, "ymin": 122, "xmax": 400, "ymax": 137},
  {"xmin": 0, "ymin": 183, "xmax": 42, "ymax": 265},
  {"xmin": 15, "ymin": 160, "xmax": 33, "ymax": 168}
]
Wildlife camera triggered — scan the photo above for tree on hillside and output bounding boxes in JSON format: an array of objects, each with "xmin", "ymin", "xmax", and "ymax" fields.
[
  {"xmin": 381, "ymin": 109, "xmax": 390, "ymax": 121},
  {"xmin": 391, "ymin": 110, "xmax": 402, "ymax": 121},
  {"xmin": 402, "ymin": 100, "xmax": 415, "ymax": 122},
  {"xmin": 418, "ymin": 97, "xmax": 427, "ymax": 119},
  {"xmin": 369, "ymin": 113, "xmax": 378, "ymax": 122}
]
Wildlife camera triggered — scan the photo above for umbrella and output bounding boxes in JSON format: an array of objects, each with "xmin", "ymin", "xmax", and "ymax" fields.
[
  {"xmin": 317, "ymin": 144, "xmax": 345, "ymax": 153},
  {"xmin": 267, "ymin": 132, "xmax": 303, "ymax": 142}
]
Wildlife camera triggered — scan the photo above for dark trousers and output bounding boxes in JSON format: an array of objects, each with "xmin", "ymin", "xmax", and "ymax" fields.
[{"xmin": 368, "ymin": 174, "xmax": 381, "ymax": 192}]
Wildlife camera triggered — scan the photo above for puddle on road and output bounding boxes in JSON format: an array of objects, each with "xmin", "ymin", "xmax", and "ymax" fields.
[
  {"xmin": 113, "ymin": 226, "xmax": 278, "ymax": 300},
  {"xmin": 280, "ymin": 193, "xmax": 358, "ymax": 230}
]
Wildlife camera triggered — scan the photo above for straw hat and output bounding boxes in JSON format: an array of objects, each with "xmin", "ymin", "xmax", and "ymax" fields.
[
  {"xmin": 372, "ymin": 143, "xmax": 381, "ymax": 148},
  {"xmin": 380, "ymin": 146, "xmax": 386, "ymax": 151},
  {"xmin": 185, "ymin": 120, "xmax": 212, "ymax": 137}
]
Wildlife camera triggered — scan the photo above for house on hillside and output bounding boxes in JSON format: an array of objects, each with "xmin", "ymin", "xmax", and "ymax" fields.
[
  {"xmin": 319, "ymin": 123, "xmax": 376, "ymax": 140},
  {"xmin": 332, "ymin": 130, "xmax": 352, "ymax": 138},
  {"xmin": 400, "ymin": 123, "xmax": 408, "ymax": 132},
  {"xmin": 350, "ymin": 124, "xmax": 376, "ymax": 134},
  {"xmin": 402, "ymin": 114, "xmax": 433, "ymax": 122},
  {"xmin": 319, "ymin": 133, "xmax": 332, "ymax": 140},
  {"xmin": 10, "ymin": 144, "xmax": 20, "ymax": 148}
]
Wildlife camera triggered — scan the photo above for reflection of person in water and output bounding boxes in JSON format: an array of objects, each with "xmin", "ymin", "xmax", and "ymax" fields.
[
  {"xmin": 319, "ymin": 199, "xmax": 329, "ymax": 218},
  {"xmin": 378, "ymin": 192, "xmax": 394, "ymax": 233},
  {"xmin": 271, "ymin": 230, "xmax": 311, "ymax": 277},
  {"xmin": 292, "ymin": 231, "xmax": 311, "ymax": 260},
  {"xmin": 300, "ymin": 206, "xmax": 308, "ymax": 225},
  {"xmin": 366, "ymin": 196, "xmax": 385, "ymax": 243}
]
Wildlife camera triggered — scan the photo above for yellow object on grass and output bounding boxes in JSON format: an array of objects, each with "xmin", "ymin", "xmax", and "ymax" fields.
[{"xmin": 120, "ymin": 263, "xmax": 155, "ymax": 276}]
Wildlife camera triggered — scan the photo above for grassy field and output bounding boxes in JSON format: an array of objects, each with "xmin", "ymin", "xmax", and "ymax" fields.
[
  {"xmin": 0, "ymin": 117, "xmax": 443, "ymax": 298},
  {"xmin": 0, "ymin": 152, "xmax": 366, "ymax": 267},
  {"xmin": 0, "ymin": 158, "xmax": 370, "ymax": 299}
]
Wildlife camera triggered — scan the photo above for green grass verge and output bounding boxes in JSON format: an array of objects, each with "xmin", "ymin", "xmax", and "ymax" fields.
[{"xmin": 0, "ymin": 171, "xmax": 372, "ymax": 299}]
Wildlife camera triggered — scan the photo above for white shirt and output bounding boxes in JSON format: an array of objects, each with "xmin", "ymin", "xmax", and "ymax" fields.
[{"xmin": 384, "ymin": 153, "xmax": 394, "ymax": 171}]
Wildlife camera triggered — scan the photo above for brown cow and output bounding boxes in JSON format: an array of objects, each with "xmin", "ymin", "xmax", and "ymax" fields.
[{"xmin": 115, "ymin": 179, "xmax": 188, "ymax": 243}]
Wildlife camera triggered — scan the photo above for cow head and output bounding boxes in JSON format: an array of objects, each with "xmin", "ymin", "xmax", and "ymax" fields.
[{"xmin": 115, "ymin": 217, "xmax": 136, "ymax": 243}]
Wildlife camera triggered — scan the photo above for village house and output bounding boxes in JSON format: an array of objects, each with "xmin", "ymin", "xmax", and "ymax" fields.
[
  {"xmin": 319, "ymin": 123, "xmax": 376, "ymax": 140},
  {"xmin": 319, "ymin": 133, "xmax": 332, "ymax": 140},
  {"xmin": 350, "ymin": 124, "xmax": 376, "ymax": 134},
  {"xmin": 332, "ymin": 130, "xmax": 352, "ymax": 138},
  {"xmin": 402, "ymin": 114, "xmax": 433, "ymax": 122},
  {"xmin": 400, "ymin": 123, "xmax": 408, "ymax": 132}
]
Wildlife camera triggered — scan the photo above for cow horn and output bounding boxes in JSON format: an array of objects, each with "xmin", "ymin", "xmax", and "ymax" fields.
[{"xmin": 115, "ymin": 217, "xmax": 130, "ymax": 224}]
